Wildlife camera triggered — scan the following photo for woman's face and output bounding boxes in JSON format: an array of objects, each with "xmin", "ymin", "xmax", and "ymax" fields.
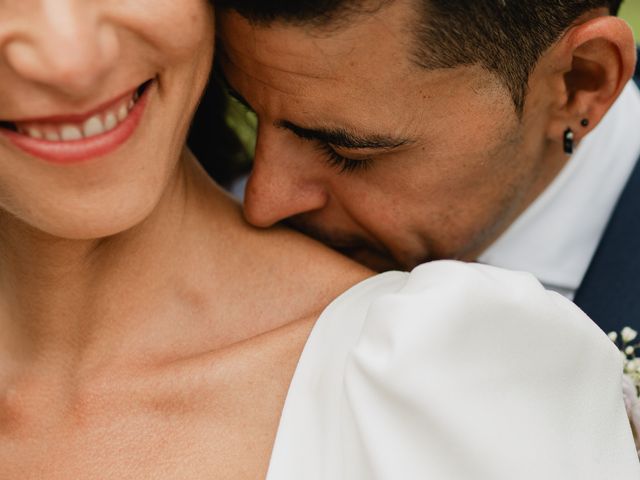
[{"xmin": 0, "ymin": 0, "xmax": 214, "ymax": 239}]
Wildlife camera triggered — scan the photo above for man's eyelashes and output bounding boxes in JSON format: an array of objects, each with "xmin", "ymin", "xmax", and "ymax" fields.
[{"xmin": 317, "ymin": 143, "xmax": 373, "ymax": 174}]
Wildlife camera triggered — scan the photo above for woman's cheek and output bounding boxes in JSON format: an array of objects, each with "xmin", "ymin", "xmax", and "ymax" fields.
[{"xmin": 110, "ymin": 0, "xmax": 214, "ymax": 61}]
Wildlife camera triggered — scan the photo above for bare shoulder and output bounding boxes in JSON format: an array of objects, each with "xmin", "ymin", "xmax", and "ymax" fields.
[
  {"xmin": 243, "ymin": 224, "xmax": 372, "ymax": 322},
  {"xmin": 205, "ymin": 192, "xmax": 374, "ymax": 328},
  {"xmin": 197, "ymin": 177, "xmax": 372, "ymax": 320},
  {"xmin": 189, "ymin": 181, "xmax": 374, "ymax": 349}
]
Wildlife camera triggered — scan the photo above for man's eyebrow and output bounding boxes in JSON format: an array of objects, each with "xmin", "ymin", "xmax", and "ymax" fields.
[{"xmin": 277, "ymin": 120, "xmax": 412, "ymax": 150}]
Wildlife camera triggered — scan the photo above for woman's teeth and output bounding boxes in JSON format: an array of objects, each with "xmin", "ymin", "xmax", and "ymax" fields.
[{"xmin": 16, "ymin": 91, "xmax": 139, "ymax": 142}]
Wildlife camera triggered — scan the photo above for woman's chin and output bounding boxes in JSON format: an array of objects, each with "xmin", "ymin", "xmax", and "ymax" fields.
[
  {"xmin": 47, "ymin": 217, "xmax": 146, "ymax": 241},
  {"xmin": 11, "ymin": 196, "xmax": 160, "ymax": 242}
]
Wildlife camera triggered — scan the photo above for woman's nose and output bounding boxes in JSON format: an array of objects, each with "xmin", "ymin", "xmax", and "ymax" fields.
[{"xmin": 2, "ymin": 0, "xmax": 120, "ymax": 96}]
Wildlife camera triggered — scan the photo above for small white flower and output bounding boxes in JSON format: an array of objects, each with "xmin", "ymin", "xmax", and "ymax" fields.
[
  {"xmin": 626, "ymin": 346, "xmax": 636, "ymax": 356},
  {"xmin": 621, "ymin": 351, "xmax": 629, "ymax": 364},
  {"xmin": 622, "ymin": 327, "xmax": 638, "ymax": 344},
  {"xmin": 627, "ymin": 359, "xmax": 640, "ymax": 374},
  {"xmin": 622, "ymin": 375, "xmax": 640, "ymax": 456},
  {"xmin": 609, "ymin": 331, "xmax": 619, "ymax": 342}
]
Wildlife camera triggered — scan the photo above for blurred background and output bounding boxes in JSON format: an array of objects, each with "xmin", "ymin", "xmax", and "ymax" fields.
[{"xmin": 621, "ymin": 1, "xmax": 640, "ymax": 36}]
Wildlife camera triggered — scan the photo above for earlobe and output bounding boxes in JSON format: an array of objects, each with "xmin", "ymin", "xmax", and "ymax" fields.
[{"xmin": 546, "ymin": 15, "xmax": 636, "ymax": 147}]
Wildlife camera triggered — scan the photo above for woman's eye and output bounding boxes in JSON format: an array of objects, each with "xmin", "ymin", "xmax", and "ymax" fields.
[{"xmin": 318, "ymin": 144, "xmax": 373, "ymax": 174}]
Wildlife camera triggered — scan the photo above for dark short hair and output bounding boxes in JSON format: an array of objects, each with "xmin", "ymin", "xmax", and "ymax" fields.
[{"xmin": 217, "ymin": 0, "xmax": 625, "ymax": 113}]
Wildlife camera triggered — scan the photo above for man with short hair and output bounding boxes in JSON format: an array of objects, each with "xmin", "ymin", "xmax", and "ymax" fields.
[{"xmin": 216, "ymin": 0, "xmax": 639, "ymax": 332}]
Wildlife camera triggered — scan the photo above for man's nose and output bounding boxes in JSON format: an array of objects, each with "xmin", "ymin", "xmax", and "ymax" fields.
[
  {"xmin": 243, "ymin": 129, "xmax": 329, "ymax": 228},
  {"xmin": 2, "ymin": 0, "xmax": 119, "ymax": 96}
]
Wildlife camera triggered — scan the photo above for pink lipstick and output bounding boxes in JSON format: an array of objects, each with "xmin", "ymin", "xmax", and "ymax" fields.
[{"xmin": 0, "ymin": 80, "xmax": 153, "ymax": 165}]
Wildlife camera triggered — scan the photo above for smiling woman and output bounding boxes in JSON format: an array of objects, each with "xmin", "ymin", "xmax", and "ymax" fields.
[
  {"xmin": 0, "ymin": 1, "xmax": 369, "ymax": 477},
  {"xmin": 0, "ymin": 2, "xmax": 215, "ymax": 238}
]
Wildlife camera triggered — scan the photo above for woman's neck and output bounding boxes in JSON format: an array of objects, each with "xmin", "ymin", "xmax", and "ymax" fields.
[{"xmin": 0, "ymin": 151, "xmax": 225, "ymax": 370}]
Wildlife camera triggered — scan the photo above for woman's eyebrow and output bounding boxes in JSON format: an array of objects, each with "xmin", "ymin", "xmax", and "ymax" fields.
[{"xmin": 276, "ymin": 120, "xmax": 412, "ymax": 150}]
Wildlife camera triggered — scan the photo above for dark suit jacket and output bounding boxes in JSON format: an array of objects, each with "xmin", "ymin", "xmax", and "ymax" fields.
[{"xmin": 573, "ymin": 58, "xmax": 640, "ymax": 333}]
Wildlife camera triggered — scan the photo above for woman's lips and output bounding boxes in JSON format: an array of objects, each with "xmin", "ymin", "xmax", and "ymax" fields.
[{"xmin": 0, "ymin": 82, "xmax": 152, "ymax": 165}]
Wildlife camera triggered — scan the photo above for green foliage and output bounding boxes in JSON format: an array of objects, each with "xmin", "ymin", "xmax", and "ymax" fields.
[
  {"xmin": 226, "ymin": 97, "xmax": 258, "ymax": 158},
  {"xmin": 620, "ymin": 1, "xmax": 640, "ymax": 38}
]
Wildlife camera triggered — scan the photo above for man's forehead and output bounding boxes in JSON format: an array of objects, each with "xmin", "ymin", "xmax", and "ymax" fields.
[
  {"xmin": 216, "ymin": 4, "xmax": 514, "ymax": 142},
  {"xmin": 217, "ymin": 5, "xmax": 414, "ymax": 82}
]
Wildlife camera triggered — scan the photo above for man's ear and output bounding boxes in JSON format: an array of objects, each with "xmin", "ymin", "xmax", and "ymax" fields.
[{"xmin": 544, "ymin": 13, "xmax": 636, "ymax": 144}]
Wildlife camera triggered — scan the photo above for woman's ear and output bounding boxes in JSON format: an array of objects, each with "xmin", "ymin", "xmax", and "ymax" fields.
[{"xmin": 545, "ymin": 14, "xmax": 636, "ymax": 145}]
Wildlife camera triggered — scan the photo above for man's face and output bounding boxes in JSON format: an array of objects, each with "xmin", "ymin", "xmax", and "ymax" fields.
[{"xmin": 219, "ymin": 2, "xmax": 562, "ymax": 271}]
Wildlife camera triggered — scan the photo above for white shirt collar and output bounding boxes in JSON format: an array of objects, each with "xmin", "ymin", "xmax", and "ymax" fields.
[{"xmin": 479, "ymin": 81, "xmax": 640, "ymax": 298}]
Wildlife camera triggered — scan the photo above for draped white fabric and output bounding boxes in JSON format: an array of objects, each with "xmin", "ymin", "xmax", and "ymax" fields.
[{"xmin": 266, "ymin": 261, "xmax": 640, "ymax": 479}]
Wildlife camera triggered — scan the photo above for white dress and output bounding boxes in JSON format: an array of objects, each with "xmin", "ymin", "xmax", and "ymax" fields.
[{"xmin": 266, "ymin": 261, "xmax": 640, "ymax": 479}]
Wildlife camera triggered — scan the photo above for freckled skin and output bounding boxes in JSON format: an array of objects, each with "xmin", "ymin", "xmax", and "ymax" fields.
[{"xmin": 218, "ymin": 3, "xmax": 635, "ymax": 271}]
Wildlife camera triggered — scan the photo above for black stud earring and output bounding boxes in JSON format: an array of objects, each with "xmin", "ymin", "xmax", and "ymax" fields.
[
  {"xmin": 563, "ymin": 128, "xmax": 575, "ymax": 155},
  {"xmin": 580, "ymin": 118, "xmax": 590, "ymax": 128}
]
